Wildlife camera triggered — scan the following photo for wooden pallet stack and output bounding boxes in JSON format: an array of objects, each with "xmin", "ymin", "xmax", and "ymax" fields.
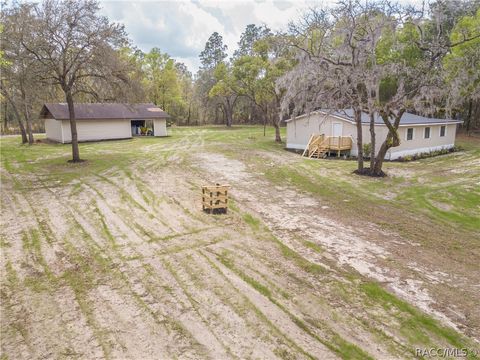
[{"xmin": 202, "ymin": 184, "xmax": 230, "ymax": 214}]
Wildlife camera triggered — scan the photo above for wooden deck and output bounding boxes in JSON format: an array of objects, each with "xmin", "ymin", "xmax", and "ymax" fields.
[{"xmin": 302, "ymin": 134, "xmax": 353, "ymax": 158}]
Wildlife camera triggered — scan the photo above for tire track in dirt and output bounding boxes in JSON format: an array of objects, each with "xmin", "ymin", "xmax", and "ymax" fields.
[
  {"xmin": 82, "ymin": 165, "xmax": 336, "ymax": 359},
  {"xmin": 214, "ymin": 235, "xmax": 407, "ymax": 359},
  {"xmin": 1, "ymin": 173, "xmax": 108, "ymax": 359},
  {"xmin": 4, "ymin": 134, "xmax": 475, "ymax": 358},
  {"xmin": 199, "ymin": 249, "xmax": 337, "ymax": 359},
  {"xmin": 193, "ymin": 151, "xmax": 466, "ymax": 336},
  {"xmin": 71, "ymin": 173, "xmax": 239, "ymax": 358},
  {"xmin": 172, "ymin": 249, "xmax": 316, "ymax": 359},
  {"xmin": 3, "ymin": 169, "xmax": 210, "ymax": 359},
  {"xmin": 48, "ymin": 187, "xmax": 213, "ymax": 359},
  {"xmin": 166, "ymin": 250, "xmax": 288, "ymax": 359}
]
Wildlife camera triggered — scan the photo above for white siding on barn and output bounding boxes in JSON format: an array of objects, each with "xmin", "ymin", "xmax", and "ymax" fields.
[
  {"xmin": 45, "ymin": 118, "xmax": 63, "ymax": 142},
  {"xmin": 61, "ymin": 119, "xmax": 131, "ymax": 143},
  {"xmin": 153, "ymin": 119, "xmax": 167, "ymax": 137}
]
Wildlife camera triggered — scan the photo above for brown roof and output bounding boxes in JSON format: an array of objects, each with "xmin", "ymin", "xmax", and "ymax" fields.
[{"xmin": 40, "ymin": 103, "xmax": 169, "ymax": 120}]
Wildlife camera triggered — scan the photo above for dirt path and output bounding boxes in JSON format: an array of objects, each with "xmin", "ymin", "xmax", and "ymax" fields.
[
  {"xmin": 1, "ymin": 155, "xmax": 341, "ymax": 358},
  {"xmin": 1, "ymin": 133, "xmax": 478, "ymax": 359},
  {"xmin": 194, "ymin": 151, "xmax": 479, "ymax": 342}
]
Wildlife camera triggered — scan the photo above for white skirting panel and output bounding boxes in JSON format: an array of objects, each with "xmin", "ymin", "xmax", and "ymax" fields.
[
  {"xmin": 286, "ymin": 143, "xmax": 455, "ymax": 160},
  {"xmin": 286, "ymin": 143, "xmax": 307, "ymax": 150},
  {"xmin": 387, "ymin": 144, "xmax": 454, "ymax": 160}
]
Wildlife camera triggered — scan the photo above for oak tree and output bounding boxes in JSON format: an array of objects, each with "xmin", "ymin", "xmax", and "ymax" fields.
[{"xmin": 21, "ymin": 0, "xmax": 130, "ymax": 162}]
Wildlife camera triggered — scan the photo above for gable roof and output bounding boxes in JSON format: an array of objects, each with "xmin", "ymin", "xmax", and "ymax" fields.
[
  {"xmin": 40, "ymin": 103, "xmax": 169, "ymax": 120},
  {"xmin": 285, "ymin": 109, "xmax": 463, "ymax": 126}
]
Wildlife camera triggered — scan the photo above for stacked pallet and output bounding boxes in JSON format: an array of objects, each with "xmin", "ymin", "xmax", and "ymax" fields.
[{"xmin": 202, "ymin": 184, "xmax": 230, "ymax": 214}]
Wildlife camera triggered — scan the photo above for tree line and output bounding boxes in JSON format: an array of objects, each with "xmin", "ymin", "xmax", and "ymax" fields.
[{"xmin": 1, "ymin": 0, "xmax": 479, "ymax": 172}]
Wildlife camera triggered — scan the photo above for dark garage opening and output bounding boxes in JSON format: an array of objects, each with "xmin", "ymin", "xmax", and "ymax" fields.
[{"xmin": 131, "ymin": 119, "xmax": 154, "ymax": 136}]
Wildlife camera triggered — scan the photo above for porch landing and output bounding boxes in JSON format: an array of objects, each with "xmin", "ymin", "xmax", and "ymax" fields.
[{"xmin": 302, "ymin": 134, "xmax": 353, "ymax": 158}]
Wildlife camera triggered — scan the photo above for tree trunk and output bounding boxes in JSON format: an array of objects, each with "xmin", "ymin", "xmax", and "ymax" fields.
[
  {"xmin": 225, "ymin": 104, "xmax": 232, "ymax": 127},
  {"xmin": 354, "ymin": 108, "xmax": 364, "ymax": 171},
  {"xmin": 465, "ymin": 98, "xmax": 473, "ymax": 134},
  {"xmin": 3, "ymin": 101, "xmax": 8, "ymax": 131},
  {"xmin": 372, "ymin": 110, "xmax": 404, "ymax": 176},
  {"xmin": 474, "ymin": 101, "xmax": 480, "ymax": 130},
  {"xmin": 25, "ymin": 113, "xmax": 34, "ymax": 145},
  {"xmin": 13, "ymin": 108, "xmax": 28, "ymax": 144},
  {"xmin": 66, "ymin": 91, "xmax": 81, "ymax": 162},
  {"xmin": 274, "ymin": 98, "xmax": 282, "ymax": 142},
  {"xmin": 18, "ymin": 118, "xmax": 28, "ymax": 144},
  {"xmin": 2, "ymin": 88, "xmax": 28, "ymax": 144},
  {"xmin": 214, "ymin": 106, "xmax": 218, "ymax": 124},
  {"xmin": 224, "ymin": 97, "xmax": 235, "ymax": 127},
  {"xmin": 274, "ymin": 122, "xmax": 281, "ymax": 142},
  {"xmin": 372, "ymin": 141, "xmax": 388, "ymax": 175},
  {"xmin": 369, "ymin": 111, "xmax": 375, "ymax": 170},
  {"xmin": 20, "ymin": 89, "xmax": 34, "ymax": 145}
]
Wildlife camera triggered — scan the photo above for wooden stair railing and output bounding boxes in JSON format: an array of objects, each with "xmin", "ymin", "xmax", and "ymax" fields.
[
  {"xmin": 303, "ymin": 134, "xmax": 329, "ymax": 158},
  {"xmin": 303, "ymin": 134, "xmax": 353, "ymax": 159},
  {"xmin": 302, "ymin": 134, "xmax": 322, "ymax": 157},
  {"xmin": 301, "ymin": 134, "xmax": 314, "ymax": 157},
  {"xmin": 309, "ymin": 139, "xmax": 329, "ymax": 158}
]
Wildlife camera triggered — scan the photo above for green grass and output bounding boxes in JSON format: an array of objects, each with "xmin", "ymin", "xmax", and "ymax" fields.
[
  {"xmin": 1, "ymin": 127, "xmax": 479, "ymax": 358},
  {"xmin": 21, "ymin": 229, "xmax": 57, "ymax": 289},
  {"xmin": 264, "ymin": 164, "xmax": 357, "ymax": 201},
  {"xmin": 93, "ymin": 204, "xmax": 118, "ymax": 249},
  {"xmin": 215, "ymin": 249, "xmax": 373, "ymax": 360},
  {"xmin": 271, "ymin": 236, "xmax": 327, "ymax": 275},
  {"xmin": 398, "ymin": 184, "xmax": 480, "ymax": 231},
  {"xmin": 5, "ymin": 261, "xmax": 19, "ymax": 287},
  {"xmin": 239, "ymin": 210, "xmax": 328, "ymax": 276},
  {"xmin": 303, "ymin": 240, "xmax": 324, "ymax": 253},
  {"xmin": 217, "ymin": 250, "xmax": 272, "ymax": 298},
  {"xmin": 242, "ymin": 212, "xmax": 261, "ymax": 231},
  {"xmin": 360, "ymin": 282, "xmax": 476, "ymax": 354},
  {"xmin": 0, "ymin": 134, "xmax": 176, "ymax": 187},
  {"xmin": 244, "ymin": 133, "xmax": 480, "ymax": 234}
]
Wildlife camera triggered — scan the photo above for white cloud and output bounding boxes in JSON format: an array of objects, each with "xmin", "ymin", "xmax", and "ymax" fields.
[
  {"xmin": 99, "ymin": 0, "xmax": 316, "ymax": 73},
  {"xmin": 100, "ymin": 0, "xmax": 425, "ymax": 72}
]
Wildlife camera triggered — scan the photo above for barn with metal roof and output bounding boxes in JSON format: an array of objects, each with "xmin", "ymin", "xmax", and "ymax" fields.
[{"xmin": 40, "ymin": 103, "xmax": 170, "ymax": 143}]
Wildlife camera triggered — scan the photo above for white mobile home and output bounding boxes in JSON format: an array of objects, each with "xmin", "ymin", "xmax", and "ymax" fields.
[
  {"xmin": 286, "ymin": 110, "xmax": 462, "ymax": 160},
  {"xmin": 41, "ymin": 103, "xmax": 169, "ymax": 144}
]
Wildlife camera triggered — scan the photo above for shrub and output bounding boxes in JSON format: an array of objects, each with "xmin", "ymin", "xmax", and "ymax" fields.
[
  {"xmin": 394, "ymin": 146, "xmax": 459, "ymax": 162},
  {"xmin": 363, "ymin": 143, "xmax": 372, "ymax": 158}
]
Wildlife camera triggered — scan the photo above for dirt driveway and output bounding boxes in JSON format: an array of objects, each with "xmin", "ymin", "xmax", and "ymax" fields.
[
  {"xmin": 1, "ymin": 130, "xmax": 478, "ymax": 359},
  {"xmin": 196, "ymin": 151, "xmax": 480, "ymax": 339}
]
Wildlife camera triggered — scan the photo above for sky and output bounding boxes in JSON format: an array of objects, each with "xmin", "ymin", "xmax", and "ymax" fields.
[{"xmin": 99, "ymin": 0, "xmax": 320, "ymax": 73}]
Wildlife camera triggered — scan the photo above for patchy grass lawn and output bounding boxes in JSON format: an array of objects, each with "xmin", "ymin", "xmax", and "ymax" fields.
[{"xmin": 1, "ymin": 127, "xmax": 479, "ymax": 359}]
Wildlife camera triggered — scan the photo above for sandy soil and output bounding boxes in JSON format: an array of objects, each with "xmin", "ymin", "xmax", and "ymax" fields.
[
  {"xmin": 1, "ymin": 134, "xmax": 478, "ymax": 359},
  {"xmin": 194, "ymin": 151, "xmax": 480, "ymax": 341},
  {"xmin": 0, "ymin": 160, "xmax": 339, "ymax": 358}
]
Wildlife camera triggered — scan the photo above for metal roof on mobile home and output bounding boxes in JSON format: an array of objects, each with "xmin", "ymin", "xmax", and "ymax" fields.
[{"xmin": 285, "ymin": 109, "xmax": 463, "ymax": 126}]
